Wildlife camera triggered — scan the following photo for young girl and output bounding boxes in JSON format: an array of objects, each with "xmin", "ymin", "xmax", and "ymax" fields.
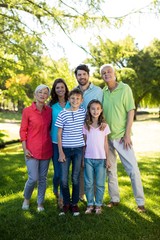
[{"xmin": 83, "ymin": 99, "xmax": 111, "ymax": 214}]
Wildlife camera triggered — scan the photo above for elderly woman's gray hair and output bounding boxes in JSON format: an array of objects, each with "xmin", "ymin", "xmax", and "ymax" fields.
[{"xmin": 34, "ymin": 84, "xmax": 51, "ymax": 95}]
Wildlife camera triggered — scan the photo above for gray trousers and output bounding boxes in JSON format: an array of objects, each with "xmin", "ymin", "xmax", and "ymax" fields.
[
  {"xmin": 107, "ymin": 139, "xmax": 145, "ymax": 206},
  {"xmin": 24, "ymin": 157, "xmax": 50, "ymax": 205}
]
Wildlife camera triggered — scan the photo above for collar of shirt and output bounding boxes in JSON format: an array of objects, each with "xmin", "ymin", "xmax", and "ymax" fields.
[
  {"xmin": 31, "ymin": 102, "xmax": 47, "ymax": 111},
  {"xmin": 103, "ymin": 81, "xmax": 123, "ymax": 92},
  {"xmin": 77, "ymin": 82, "xmax": 92, "ymax": 92}
]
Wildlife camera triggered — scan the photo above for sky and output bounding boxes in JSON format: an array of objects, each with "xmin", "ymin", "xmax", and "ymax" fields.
[{"xmin": 43, "ymin": 0, "xmax": 160, "ymax": 69}]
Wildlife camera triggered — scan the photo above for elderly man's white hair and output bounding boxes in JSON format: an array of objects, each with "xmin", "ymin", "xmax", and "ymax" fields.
[
  {"xmin": 100, "ymin": 64, "xmax": 115, "ymax": 74},
  {"xmin": 34, "ymin": 84, "xmax": 51, "ymax": 95}
]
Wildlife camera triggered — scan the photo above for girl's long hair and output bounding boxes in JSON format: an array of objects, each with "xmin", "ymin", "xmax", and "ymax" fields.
[
  {"xmin": 49, "ymin": 78, "xmax": 69, "ymax": 106},
  {"xmin": 85, "ymin": 99, "xmax": 106, "ymax": 131}
]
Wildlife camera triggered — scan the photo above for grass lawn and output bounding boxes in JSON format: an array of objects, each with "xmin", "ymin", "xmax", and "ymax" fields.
[
  {"xmin": 0, "ymin": 143, "xmax": 160, "ymax": 240},
  {"xmin": 0, "ymin": 111, "xmax": 21, "ymax": 123}
]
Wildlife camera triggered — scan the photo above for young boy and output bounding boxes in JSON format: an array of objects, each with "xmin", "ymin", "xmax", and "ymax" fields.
[{"xmin": 55, "ymin": 88, "xmax": 85, "ymax": 216}]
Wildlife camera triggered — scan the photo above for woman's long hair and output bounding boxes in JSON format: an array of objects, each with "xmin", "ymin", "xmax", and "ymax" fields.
[
  {"xmin": 85, "ymin": 99, "xmax": 106, "ymax": 131},
  {"xmin": 49, "ymin": 78, "xmax": 69, "ymax": 106}
]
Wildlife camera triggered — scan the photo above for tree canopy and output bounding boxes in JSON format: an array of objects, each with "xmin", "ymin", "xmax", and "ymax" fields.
[
  {"xmin": 1, "ymin": 0, "xmax": 159, "ymax": 79},
  {"xmin": 85, "ymin": 36, "xmax": 160, "ymax": 112},
  {"xmin": 0, "ymin": 0, "xmax": 160, "ymax": 111}
]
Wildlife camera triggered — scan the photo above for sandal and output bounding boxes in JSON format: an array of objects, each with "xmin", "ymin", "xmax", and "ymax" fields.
[
  {"xmin": 137, "ymin": 205, "xmax": 146, "ymax": 213},
  {"xmin": 107, "ymin": 202, "xmax": 119, "ymax": 208},
  {"xmin": 85, "ymin": 206, "xmax": 94, "ymax": 214},
  {"xmin": 95, "ymin": 206, "xmax": 102, "ymax": 214}
]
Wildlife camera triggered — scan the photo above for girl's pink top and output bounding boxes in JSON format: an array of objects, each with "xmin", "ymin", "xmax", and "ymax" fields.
[{"xmin": 83, "ymin": 125, "xmax": 110, "ymax": 159}]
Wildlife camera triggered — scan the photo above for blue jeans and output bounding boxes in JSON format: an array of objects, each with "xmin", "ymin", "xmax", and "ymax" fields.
[
  {"xmin": 84, "ymin": 158, "xmax": 106, "ymax": 207},
  {"xmin": 60, "ymin": 147, "xmax": 83, "ymax": 205},
  {"xmin": 52, "ymin": 143, "xmax": 62, "ymax": 198}
]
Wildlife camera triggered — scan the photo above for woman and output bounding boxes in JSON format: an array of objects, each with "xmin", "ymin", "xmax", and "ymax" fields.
[
  {"xmin": 50, "ymin": 78, "xmax": 70, "ymax": 209},
  {"xmin": 20, "ymin": 84, "xmax": 52, "ymax": 212}
]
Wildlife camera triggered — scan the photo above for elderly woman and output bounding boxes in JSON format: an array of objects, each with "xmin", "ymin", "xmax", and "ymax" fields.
[{"xmin": 20, "ymin": 84, "xmax": 52, "ymax": 212}]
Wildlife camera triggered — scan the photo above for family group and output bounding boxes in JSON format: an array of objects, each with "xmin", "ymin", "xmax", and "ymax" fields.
[{"xmin": 19, "ymin": 64, "xmax": 145, "ymax": 216}]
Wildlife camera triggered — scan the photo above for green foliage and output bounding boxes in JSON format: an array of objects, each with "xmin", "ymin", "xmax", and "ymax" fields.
[
  {"xmin": 86, "ymin": 35, "xmax": 138, "ymax": 73},
  {"xmin": 126, "ymin": 39, "xmax": 160, "ymax": 108},
  {"xmin": 0, "ymin": 130, "xmax": 7, "ymax": 146},
  {"xmin": 0, "ymin": 140, "xmax": 160, "ymax": 240},
  {"xmin": 0, "ymin": 1, "xmax": 160, "ymax": 110},
  {"xmin": 0, "ymin": 0, "xmax": 110, "ymax": 82},
  {"xmin": 44, "ymin": 57, "xmax": 77, "ymax": 91},
  {"xmin": 0, "ymin": 56, "xmax": 76, "ymax": 110},
  {"xmin": 86, "ymin": 36, "xmax": 160, "ymax": 109},
  {"xmin": 0, "ymin": 111, "xmax": 21, "ymax": 122}
]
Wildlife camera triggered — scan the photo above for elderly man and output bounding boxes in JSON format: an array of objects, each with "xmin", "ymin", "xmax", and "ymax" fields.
[{"xmin": 100, "ymin": 63, "xmax": 145, "ymax": 212}]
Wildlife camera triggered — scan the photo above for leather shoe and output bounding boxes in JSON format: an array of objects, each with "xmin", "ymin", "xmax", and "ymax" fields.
[
  {"xmin": 107, "ymin": 202, "xmax": 119, "ymax": 208},
  {"xmin": 137, "ymin": 205, "xmax": 146, "ymax": 213}
]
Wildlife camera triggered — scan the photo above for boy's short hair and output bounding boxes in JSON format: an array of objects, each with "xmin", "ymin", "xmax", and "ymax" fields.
[
  {"xmin": 74, "ymin": 64, "xmax": 90, "ymax": 76},
  {"xmin": 68, "ymin": 88, "xmax": 83, "ymax": 98}
]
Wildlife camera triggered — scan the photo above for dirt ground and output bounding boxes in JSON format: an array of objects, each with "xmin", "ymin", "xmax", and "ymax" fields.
[{"xmin": 0, "ymin": 119, "xmax": 160, "ymax": 153}]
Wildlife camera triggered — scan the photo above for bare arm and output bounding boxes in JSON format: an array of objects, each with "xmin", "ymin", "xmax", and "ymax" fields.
[
  {"xmin": 82, "ymin": 134, "xmax": 86, "ymax": 167},
  {"xmin": 121, "ymin": 109, "xmax": 135, "ymax": 149},
  {"xmin": 104, "ymin": 135, "xmax": 111, "ymax": 168},
  {"xmin": 57, "ymin": 128, "xmax": 66, "ymax": 162}
]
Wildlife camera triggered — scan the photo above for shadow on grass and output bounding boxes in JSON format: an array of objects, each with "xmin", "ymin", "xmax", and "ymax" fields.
[{"xmin": 0, "ymin": 145, "xmax": 160, "ymax": 240}]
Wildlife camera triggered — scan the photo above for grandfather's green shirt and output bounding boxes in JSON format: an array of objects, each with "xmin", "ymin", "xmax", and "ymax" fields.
[{"xmin": 103, "ymin": 81, "xmax": 135, "ymax": 140}]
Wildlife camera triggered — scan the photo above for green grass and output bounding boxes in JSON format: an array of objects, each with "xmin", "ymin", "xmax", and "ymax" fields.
[
  {"xmin": 0, "ymin": 144, "xmax": 160, "ymax": 240},
  {"xmin": 0, "ymin": 111, "xmax": 21, "ymax": 123}
]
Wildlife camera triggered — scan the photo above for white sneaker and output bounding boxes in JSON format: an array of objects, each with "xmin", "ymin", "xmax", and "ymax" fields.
[
  {"xmin": 72, "ymin": 205, "xmax": 80, "ymax": 216},
  {"xmin": 37, "ymin": 206, "xmax": 45, "ymax": 212},
  {"xmin": 22, "ymin": 203, "xmax": 29, "ymax": 210},
  {"xmin": 73, "ymin": 212, "xmax": 80, "ymax": 217}
]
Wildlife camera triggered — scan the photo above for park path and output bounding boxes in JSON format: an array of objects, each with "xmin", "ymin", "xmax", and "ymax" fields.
[
  {"xmin": 132, "ymin": 120, "xmax": 160, "ymax": 153},
  {"xmin": 0, "ymin": 122, "xmax": 20, "ymax": 140},
  {"xmin": 0, "ymin": 120, "xmax": 160, "ymax": 152}
]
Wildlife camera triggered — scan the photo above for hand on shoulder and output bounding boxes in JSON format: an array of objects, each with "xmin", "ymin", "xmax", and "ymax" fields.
[{"xmin": 99, "ymin": 122, "xmax": 107, "ymax": 131}]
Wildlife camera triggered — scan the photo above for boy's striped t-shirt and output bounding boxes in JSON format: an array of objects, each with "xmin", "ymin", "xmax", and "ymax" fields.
[{"xmin": 55, "ymin": 107, "xmax": 86, "ymax": 147}]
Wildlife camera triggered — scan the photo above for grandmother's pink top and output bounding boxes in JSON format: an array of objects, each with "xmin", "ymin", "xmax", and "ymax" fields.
[
  {"xmin": 20, "ymin": 102, "xmax": 52, "ymax": 160},
  {"xmin": 83, "ymin": 125, "xmax": 110, "ymax": 159}
]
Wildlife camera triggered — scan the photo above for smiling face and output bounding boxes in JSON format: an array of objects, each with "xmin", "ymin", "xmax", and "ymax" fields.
[
  {"xmin": 69, "ymin": 93, "xmax": 83, "ymax": 110},
  {"xmin": 55, "ymin": 82, "xmax": 66, "ymax": 97},
  {"xmin": 101, "ymin": 66, "xmax": 116, "ymax": 84},
  {"xmin": 89, "ymin": 102, "xmax": 102, "ymax": 119},
  {"xmin": 75, "ymin": 69, "xmax": 90, "ymax": 87},
  {"xmin": 35, "ymin": 87, "xmax": 49, "ymax": 103}
]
